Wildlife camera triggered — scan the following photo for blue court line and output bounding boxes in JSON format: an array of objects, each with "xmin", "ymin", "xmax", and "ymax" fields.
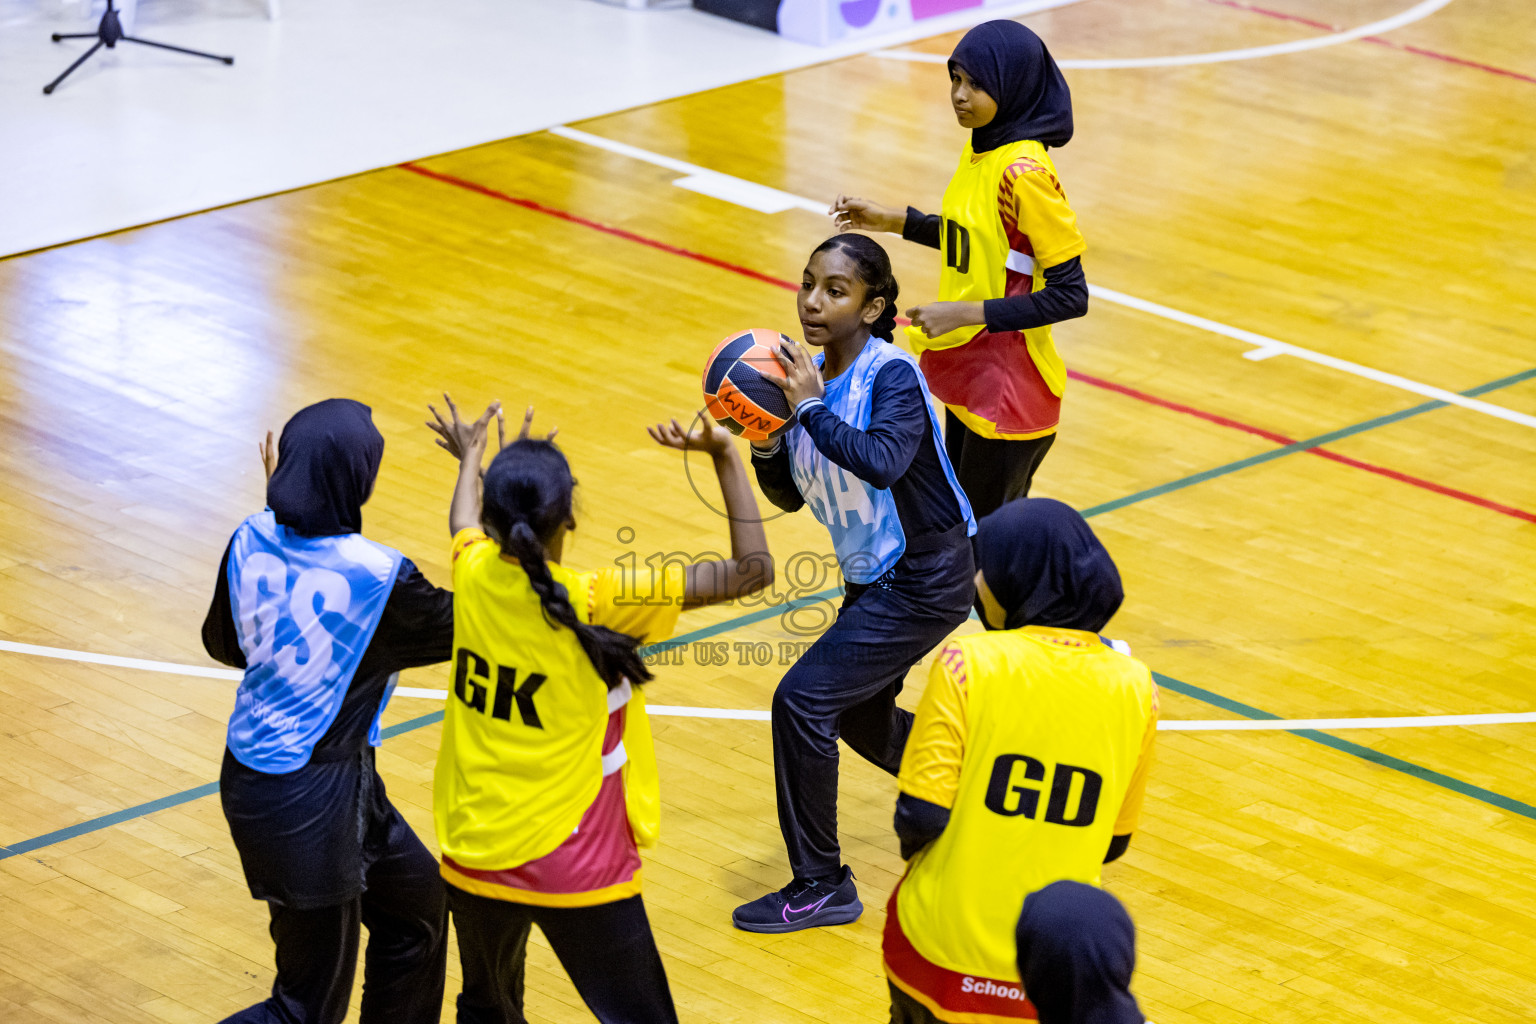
[{"xmin": 5, "ymin": 369, "xmax": 1534, "ymax": 861}]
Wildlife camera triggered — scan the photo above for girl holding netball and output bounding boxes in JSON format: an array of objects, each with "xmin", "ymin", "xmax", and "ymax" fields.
[
  {"xmin": 426, "ymin": 398, "xmax": 771, "ymax": 1023},
  {"xmin": 734, "ymin": 233, "xmax": 975, "ymax": 933},
  {"xmin": 831, "ymin": 20, "xmax": 1087, "ymax": 517}
]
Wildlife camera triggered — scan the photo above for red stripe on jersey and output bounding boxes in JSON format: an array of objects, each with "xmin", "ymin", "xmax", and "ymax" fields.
[
  {"xmin": 998, "ymin": 162, "xmax": 1038, "ymax": 299},
  {"xmin": 940, "ymin": 644, "xmax": 968, "ymax": 686},
  {"xmin": 920, "ymin": 334, "xmax": 1060, "ymax": 437},
  {"xmin": 884, "ymin": 884, "xmax": 1040, "ymax": 1021}
]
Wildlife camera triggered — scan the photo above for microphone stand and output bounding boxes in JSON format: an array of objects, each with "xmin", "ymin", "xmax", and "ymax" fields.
[{"xmin": 44, "ymin": 0, "xmax": 234, "ymax": 95}]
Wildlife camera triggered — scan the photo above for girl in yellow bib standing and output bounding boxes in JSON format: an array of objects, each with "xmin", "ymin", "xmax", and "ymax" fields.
[
  {"xmin": 832, "ymin": 20, "xmax": 1087, "ymax": 518},
  {"xmin": 426, "ymin": 400, "xmax": 773, "ymax": 1024}
]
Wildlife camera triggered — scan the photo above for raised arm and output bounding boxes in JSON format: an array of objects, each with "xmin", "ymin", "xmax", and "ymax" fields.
[
  {"xmin": 426, "ymin": 393, "xmax": 507, "ymax": 536},
  {"xmin": 649, "ymin": 414, "xmax": 774, "ymax": 609}
]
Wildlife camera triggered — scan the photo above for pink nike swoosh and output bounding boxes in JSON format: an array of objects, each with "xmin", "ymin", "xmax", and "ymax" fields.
[{"xmin": 783, "ymin": 892, "xmax": 835, "ymax": 921}]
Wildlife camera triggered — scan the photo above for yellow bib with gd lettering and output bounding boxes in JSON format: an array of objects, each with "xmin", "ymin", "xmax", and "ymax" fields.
[{"xmin": 896, "ymin": 629, "xmax": 1155, "ymax": 981}]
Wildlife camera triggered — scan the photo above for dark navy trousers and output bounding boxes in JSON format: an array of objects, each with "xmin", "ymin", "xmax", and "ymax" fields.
[{"xmin": 772, "ymin": 525, "xmax": 974, "ymax": 882}]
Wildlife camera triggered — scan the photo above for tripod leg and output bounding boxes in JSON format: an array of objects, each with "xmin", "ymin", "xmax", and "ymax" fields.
[
  {"xmin": 51, "ymin": 32, "xmax": 101, "ymax": 40},
  {"xmin": 43, "ymin": 39, "xmax": 106, "ymax": 93},
  {"xmin": 121, "ymin": 36, "xmax": 234, "ymax": 64}
]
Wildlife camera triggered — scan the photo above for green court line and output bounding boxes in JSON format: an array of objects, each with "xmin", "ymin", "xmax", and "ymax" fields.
[
  {"xmin": 1151, "ymin": 674, "xmax": 1536, "ymax": 820},
  {"xmin": 1084, "ymin": 366, "xmax": 1536, "ymax": 518},
  {"xmin": 5, "ymin": 368, "xmax": 1533, "ymax": 860}
]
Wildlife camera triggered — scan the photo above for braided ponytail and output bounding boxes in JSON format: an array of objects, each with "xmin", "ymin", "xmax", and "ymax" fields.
[
  {"xmin": 483, "ymin": 441, "xmax": 652, "ymax": 691},
  {"xmin": 811, "ymin": 233, "xmax": 901, "ymax": 341}
]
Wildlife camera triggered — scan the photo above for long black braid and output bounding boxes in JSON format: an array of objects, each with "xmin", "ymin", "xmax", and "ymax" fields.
[
  {"xmin": 481, "ymin": 440, "xmax": 652, "ymax": 691},
  {"xmin": 811, "ymin": 233, "xmax": 901, "ymax": 341}
]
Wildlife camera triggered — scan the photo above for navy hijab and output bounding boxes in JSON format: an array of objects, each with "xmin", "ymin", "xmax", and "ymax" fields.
[
  {"xmin": 950, "ymin": 20, "xmax": 1073, "ymax": 152},
  {"xmin": 266, "ymin": 399, "xmax": 384, "ymax": 537},
  {"xmin": 1017, "ymin": 881, "xmax": 1143, "ymax": 1024},
  {"xmin": 973, "ymin": 498, "xmax": 1123, "ymax": 632}
]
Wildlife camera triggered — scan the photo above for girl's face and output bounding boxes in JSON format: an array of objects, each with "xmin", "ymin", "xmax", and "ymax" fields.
[
  {"xmin": 950, "ymin": 65, "xmax": 998, "ymax": 129},
  {"xmin": 798, "ymin": 248, "xmax": 884, "ymax": 348}
]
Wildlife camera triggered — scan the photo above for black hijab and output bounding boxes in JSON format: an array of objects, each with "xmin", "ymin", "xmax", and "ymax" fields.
[
  {"xmin": 1017, "ymin": 881, "xmax": 1143, "ymax": 1024},
  {"xmin": 973, "ymin": 498, "xmax": 1123, "ymax": 632},
  {"xmin": 950, "ymin": 20, "xmax": 1073, "ymax": 152},
  {"xmin": 266, "ymin": 399, "xmax": 384, "ymax": 537}
]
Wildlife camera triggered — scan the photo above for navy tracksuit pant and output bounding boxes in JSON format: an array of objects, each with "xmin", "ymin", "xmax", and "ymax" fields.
[{"xmin": 772, "ymin": 524, "xmax": 975, "ymax": 882}]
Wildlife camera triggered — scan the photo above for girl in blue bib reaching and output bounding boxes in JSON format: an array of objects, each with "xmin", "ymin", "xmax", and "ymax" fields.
[{"xmin": 735, "ymin": 233, "xmax": 976, "ymax": 933}]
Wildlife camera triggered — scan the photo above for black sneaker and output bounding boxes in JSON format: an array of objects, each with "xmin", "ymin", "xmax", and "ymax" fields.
[{"xmin": 731, "ymin": 867, "xmax": 863, "ymax": 933}]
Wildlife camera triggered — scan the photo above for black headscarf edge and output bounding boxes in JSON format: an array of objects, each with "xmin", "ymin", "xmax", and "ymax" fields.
[
  {"xmin": 266, "ymin": 398, "xmax": 385, "ymax": 537},
  {"xmin": 950, "ymin": 19, "xmax": 1074, "ymax": 151},
  {"xmin": 973, "ymin": 498, "xmax": 1124, "ymax": 633}
]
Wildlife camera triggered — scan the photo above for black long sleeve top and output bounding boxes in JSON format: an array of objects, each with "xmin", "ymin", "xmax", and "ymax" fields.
[
  {"xmin": 902, "ymin": 205, "xmax": 1089, "ymax": 335},
  {"xmin": 751, "ymin": 358, "xmax": 965, "ymax": 543},
  {"xmin": 202, "ymin": 543, "xmax": 455, "ymax": 761}
]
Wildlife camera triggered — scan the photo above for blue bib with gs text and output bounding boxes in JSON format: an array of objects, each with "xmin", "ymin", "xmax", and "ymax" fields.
[{"xmin": 225, "ymin": 511, "xmax": 402, "ymax": 772}]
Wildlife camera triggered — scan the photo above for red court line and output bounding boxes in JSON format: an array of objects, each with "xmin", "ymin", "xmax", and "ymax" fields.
[
  {"xmin": 1206, "ymin": 0, "xmax": 1536, "ymax": 85},
  {"xmin": 1068, "ymin": 371, "xmax": 1536, "ymax": 523},
  {"xmin": 1066, "ymin": 370, "xmax": 1295, "ymax": 446},
  {"xmin": 399, "ymin": 162, "xmax": 796, "ymax": 292},
  {"xmin": 402, "ymin": 161, "xmax": 1536, "ymax": 525}
]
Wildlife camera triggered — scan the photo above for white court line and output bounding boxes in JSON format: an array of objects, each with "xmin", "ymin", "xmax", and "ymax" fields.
[
  {"xmin": 1158, "ymin": 712, "xmax": 1536, "ymax": 731},
  {"xmin": 550, "ymin": 127, "xmax": 827, "ymax": 216},
  {"xmin": 870, "ymin": 0, "xmax": 1457, "ymax": 69},
  {"xmin": 395, "ymin": 687, "xmax": 451, "ymax": 699},
  {"xmin": 4, "ymin": 641, "xmax": 1533, "ymax": 732},
  {"xmin": 1089, "ymin": 286, "xmax": 1536, "ymax": 429},
  {"xmin": 550, "ymin": 126, "xmax": 1536, "ymax": 431},
  {"xmin": 0, "ymin": 639, "xmax": 243, "ymax": 681}
]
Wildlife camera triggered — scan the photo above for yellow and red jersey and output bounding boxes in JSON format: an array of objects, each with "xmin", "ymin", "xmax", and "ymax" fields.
[
  {"xmin": 434, "ymin": 528, "xmax": 685, "ymax": 907},
  {"xmin": 906, "ymin": 139, "xmax": 1086, "ymax": 440},
  {"xmin": 885, "ymin": 627, "xmax": 1156, "ymax": 1022}
]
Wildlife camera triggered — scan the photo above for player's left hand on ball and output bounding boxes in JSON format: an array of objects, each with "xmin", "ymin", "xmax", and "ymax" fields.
[
  {"xmin": 905, "ymin": 301, "xmax": 977, "ymax": 339},
  {"xmin": 771, "ymin": 339, "xmax": 825, "ymax": 407}
]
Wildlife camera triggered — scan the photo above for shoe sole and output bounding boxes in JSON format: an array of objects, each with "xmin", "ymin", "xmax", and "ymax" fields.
[{"xmin": 731, "ymin": 899, "xmax": 864, "ymax": 934}]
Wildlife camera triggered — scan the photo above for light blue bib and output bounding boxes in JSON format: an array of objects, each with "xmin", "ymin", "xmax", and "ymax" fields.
[
  {"xmin": 788, "ymin": 340, "xmax": 974, "ymax": 584},
  {"xmin": 225, "ymin": 511, "xmax": 402, "ymax": 772}
]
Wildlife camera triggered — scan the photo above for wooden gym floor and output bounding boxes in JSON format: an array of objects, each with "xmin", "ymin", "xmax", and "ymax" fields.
[{"xmin": 2, "ymin": 0, "xmax": 1534, "ymax": 1021}]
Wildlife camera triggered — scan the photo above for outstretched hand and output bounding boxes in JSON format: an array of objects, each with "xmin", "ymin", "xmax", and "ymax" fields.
[
  {"xmin": 648, "ymin": 411, "xmax": 734, "ymax": 457},
  {"xmin": 829, "ymin": 194, "xmax": 904, "ymax": 235},
  {"xmin": 427, "ymin": 393, "xmax": 500, "ymax": 465}
]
